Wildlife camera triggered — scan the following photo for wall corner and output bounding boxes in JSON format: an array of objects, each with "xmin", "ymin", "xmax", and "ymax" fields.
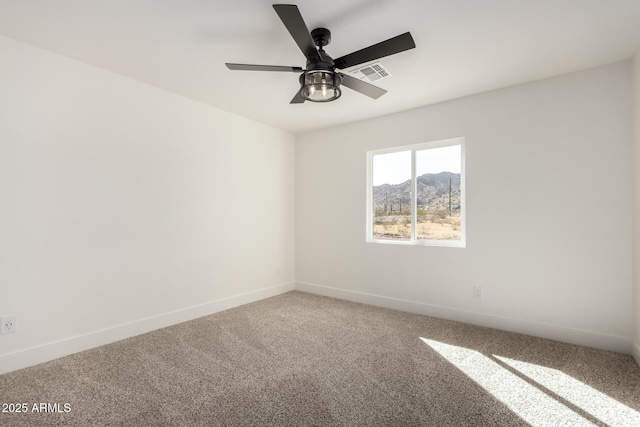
[{"xmin": 632, "ymin": 46, "xmax": 640, "ymax": 367}]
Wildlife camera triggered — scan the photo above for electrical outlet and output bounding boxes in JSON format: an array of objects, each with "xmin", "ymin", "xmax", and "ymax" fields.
[
  {"xmin": 473, "ymin": 286, "xmax": 483, "ymax": 300},
  {"xmin": 1, "ymin": 315, "xmax": 16, "ymax": 334}
]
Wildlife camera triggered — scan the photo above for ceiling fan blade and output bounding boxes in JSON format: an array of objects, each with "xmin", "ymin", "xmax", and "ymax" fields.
[
  {"xmin": 290, "ymin": 91, "xmax": 306, "ymax": 104},
  {"xmin": 226, "ymin": 63, "xmax": 303, "ymax": 72},
  {"xmin": 273, "ymin": 4, "xmax": 321, "ymax": 62},
  {"xmin": 339, "ymin": 73, "xmax": 387, "ymax": 99},
  {"xmin": 334, "ymin": 32, "xmax": 415, "ymax": 70}
]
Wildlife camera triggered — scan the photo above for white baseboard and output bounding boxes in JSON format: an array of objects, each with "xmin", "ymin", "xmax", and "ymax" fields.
[
  {"xmin": 0, "ymin": 282, "xmax": 295, "ymax": 375},
  {"xmin": 295, "ymin": 281, "xmax": 633, "ymax": 355},
  {"xmin": 633, "ymin": 341, "xmax": 640, "ymax": 368}
]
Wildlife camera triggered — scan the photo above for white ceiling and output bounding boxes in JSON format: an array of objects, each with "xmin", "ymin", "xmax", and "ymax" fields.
[{"xmin": 1, "ymin": 0, "xmax": 640, "ymax": 134}]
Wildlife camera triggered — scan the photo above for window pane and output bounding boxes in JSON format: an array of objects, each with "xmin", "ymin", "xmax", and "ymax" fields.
[
  {"xmin": 415, "ymin": 145, "xmax": 462, "ymax": 241},
  {"xmin": 372, "ymin": 150, "xmax": 412, "ymax": 241}
]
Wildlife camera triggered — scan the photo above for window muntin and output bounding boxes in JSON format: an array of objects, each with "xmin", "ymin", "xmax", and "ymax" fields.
[{"xmin": 367, "ymin": 138, "xmax": 465, "ymax": 247}]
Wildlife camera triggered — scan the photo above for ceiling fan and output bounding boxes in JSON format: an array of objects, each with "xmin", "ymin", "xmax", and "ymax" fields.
[{"xmin": 225, "ymin": 4, "xmax": 415, "ymax": 103}]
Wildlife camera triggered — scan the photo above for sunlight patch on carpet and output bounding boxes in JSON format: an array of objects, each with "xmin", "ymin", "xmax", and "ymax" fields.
[
  {"xmin": 421, "ymin": 338, "xmax": 594, "ymax": 426},
  {"xmin": 493, "ymin": 355, "xmax": 640, "ymax": 427}
]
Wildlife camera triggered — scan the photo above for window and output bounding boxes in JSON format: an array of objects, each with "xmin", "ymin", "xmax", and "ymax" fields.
[{"xmin": 366, "ymin": 137, "xmax": 465, "ymax": 247}]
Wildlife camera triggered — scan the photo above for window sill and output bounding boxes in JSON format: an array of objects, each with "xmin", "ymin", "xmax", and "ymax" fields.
[{"xmin": 366, "ymin": 238, "xmax": 466, "ymax": 248}]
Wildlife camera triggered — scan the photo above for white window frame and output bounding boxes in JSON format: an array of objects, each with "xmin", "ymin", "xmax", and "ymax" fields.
[{"xmin": 366, "ymin": 137, "xmax": 466, "ymax": 248}]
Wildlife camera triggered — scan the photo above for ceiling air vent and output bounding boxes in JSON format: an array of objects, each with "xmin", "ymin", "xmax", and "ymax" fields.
[{"xmin": 347, "ymin": 62, "xmax": 392, "ymax": 83}]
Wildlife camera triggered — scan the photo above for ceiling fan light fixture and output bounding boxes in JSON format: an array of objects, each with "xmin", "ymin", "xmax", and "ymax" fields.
[{"xmin": 299, "ymin": 70, "xmax": 342, "ymax": 102}]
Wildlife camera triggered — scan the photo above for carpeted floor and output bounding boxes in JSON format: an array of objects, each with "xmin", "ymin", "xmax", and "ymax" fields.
[{"xmin": 1, "ymin": 291, "xmax": 640, "ymax": 426}]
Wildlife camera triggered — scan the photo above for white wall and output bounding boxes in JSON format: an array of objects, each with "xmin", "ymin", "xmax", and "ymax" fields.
[
  {"xmin": 0, "ymin": 36, "xmax": 295, "ymax": 374},
  {"xmin": 296, "ymin": 62, "xmax": 633, "ymax": 353},
  {"xmin": 633, "ymin": 49, "xmax": 640, "ymax": 366}
]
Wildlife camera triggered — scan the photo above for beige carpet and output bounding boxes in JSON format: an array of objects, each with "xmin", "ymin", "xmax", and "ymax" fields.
[{"xmin": 1, "ymin": 291, "xmax": 640, "ymax": 426}]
